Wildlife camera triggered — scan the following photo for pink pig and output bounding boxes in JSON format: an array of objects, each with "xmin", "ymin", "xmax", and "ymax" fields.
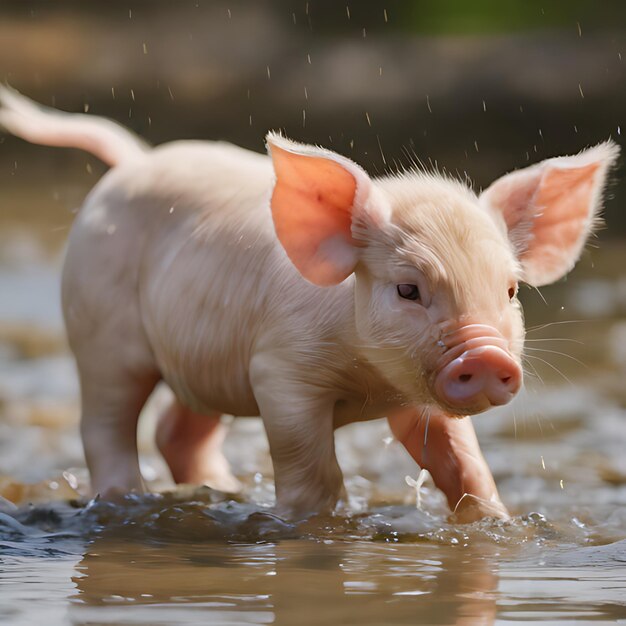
[{"xmin": 0, "ymin": 87, "xmax": 618, "ymax": 521}]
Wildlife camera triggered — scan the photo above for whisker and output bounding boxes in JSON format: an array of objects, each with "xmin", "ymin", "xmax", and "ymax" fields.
[
  {"xmin": 532, "ymin": 285, "xmax": 548, "ymax": 306},
  {"xmin": 525, "ymin": 319, "xmax": 587, "ymax": 334},
  {"xmin": 522, "ymin": 356, "xmax": 546, "ymax": 386},
  {"xmin": 524, "ymin": 338, "xmax": 584, "ymax": 345},
  {"xmin": 522, "ymin": 367, "xmax": 541, "ymax": 381},
  {"xmin": 524, "ymin": 347, "xmax": 589, "ymax": 369},
  {"xmin": 524, "ymin": 354, "xmax": 574, "ymax": 386},
  {"xmin": 516, "ymin": 382, "xmax": 531, "ymax": 440}
]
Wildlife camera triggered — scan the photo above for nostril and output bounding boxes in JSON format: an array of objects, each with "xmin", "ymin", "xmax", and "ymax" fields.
[{"xmin": 436, "ymin": 346, "xmax": 521, "ymax": 410}]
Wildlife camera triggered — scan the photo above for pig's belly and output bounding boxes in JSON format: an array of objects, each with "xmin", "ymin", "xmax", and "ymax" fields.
[
  {"xmin": 145, "ymin": 305, "xmax": 261, "ymax": 417},
  {"xmin": 157, "ymin": 350, "xmax": 260, "ymax": 418}
]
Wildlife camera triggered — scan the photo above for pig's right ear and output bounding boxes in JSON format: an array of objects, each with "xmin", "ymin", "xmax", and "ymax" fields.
[{"xmin": 267, "ymin": 133, "xmax": 383, "ymax": 286}]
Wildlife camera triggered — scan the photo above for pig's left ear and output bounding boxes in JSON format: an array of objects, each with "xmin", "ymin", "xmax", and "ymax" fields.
[
  {"xmin": 480, "ymin": 142, "xmax": 619, "ymax": 286},
  {"xmin": 267, "ymin": 132, "xmax": 385, "ymax": 286}
]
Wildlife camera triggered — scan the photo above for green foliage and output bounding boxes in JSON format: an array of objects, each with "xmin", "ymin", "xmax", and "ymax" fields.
[{"xmin": 406, "ymin": 0, "xmax": 626, "ymax": 34}]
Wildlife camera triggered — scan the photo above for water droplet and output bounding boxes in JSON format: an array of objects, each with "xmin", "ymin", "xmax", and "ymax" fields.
[
  {"xmin": 405, "ymin": 469, "xmax": 429, "ymax": 509},
  {"xmin": 62, "ymin": 471, "xmax": 78, "ymax": 489}
]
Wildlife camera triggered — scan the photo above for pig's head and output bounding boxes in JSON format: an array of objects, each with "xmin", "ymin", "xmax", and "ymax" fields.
[{"xmin": 267, "ymin": 133, "xmax": 618, "ymax": 416}]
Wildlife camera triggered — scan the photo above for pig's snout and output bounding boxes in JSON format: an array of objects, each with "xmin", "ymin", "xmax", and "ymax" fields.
[{"xmin": 433, "ymin": 325, "xmax": 522, "ymax": 413}]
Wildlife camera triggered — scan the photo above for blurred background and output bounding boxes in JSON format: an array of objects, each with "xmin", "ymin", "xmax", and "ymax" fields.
[{"xmin": 1, "ymin": 0, "xmax": 625, "ymax": 247}]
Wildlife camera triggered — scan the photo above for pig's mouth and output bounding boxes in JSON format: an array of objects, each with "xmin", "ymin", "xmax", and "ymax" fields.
[{"xmin": 430, "ymin": 324, "xmax": 522, "ymax": 416}]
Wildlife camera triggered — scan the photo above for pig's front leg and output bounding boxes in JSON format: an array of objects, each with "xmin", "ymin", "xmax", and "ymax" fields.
[
  {"xmin": 388, "ymin": 407, "xmax": 509, "ymax": 523},
  {"xmin": 251, "ymin": 357, "xmax": 345, "ymax": 518}
]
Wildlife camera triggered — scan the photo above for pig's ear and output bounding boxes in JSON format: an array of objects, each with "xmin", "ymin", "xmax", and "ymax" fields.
[
  {"xmin": 267, "ymin": 132, "xmax": 381, "ymax": 286},
  {"xmin": 480, "ymin": 142, "xmax": 619, "ymax": 286}
]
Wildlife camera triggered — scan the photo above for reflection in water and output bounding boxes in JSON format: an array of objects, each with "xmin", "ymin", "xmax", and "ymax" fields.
[
  {"xmin": 2, "ymin": 492, "xmax": 624, "ymax": 626},
  {"xmin": 70, "ymin": 534, "xmax": 499, "ymax": 626},
  {"xmin": 0, "ymin": 492, "xmax": 511, "ymax": 626},
  {"xmin": 3, "ymin": 491, "xmax": 622, "ymax": 626}
]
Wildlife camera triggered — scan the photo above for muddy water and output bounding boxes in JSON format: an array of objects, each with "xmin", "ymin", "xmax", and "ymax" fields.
[{"xmin": 1, "ymin": 227, "xmax": 626, "ymax": 625}]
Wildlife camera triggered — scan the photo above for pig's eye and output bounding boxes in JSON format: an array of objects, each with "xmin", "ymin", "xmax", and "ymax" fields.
[
  {"xmin": 508, "ymin": 284, "xmax": 518, "ymax": 300},
  {"xmin": 397, "ymin": 284, "xmax": 421, "ymax": 301}
]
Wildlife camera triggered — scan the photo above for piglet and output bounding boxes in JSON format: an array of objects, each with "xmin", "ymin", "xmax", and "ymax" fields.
[{"xmin": 0, "ymin": 87, "xmax": 618, "ymax": 521}]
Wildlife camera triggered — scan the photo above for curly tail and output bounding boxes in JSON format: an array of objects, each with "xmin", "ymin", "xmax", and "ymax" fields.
[{"xmin": 0, "ymin": 85, "xmax": 148, "ymax": 167}]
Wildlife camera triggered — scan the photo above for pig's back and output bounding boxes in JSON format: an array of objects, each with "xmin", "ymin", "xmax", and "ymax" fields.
[{"xmin": 66, "ymin": 141, "xmax": 352, "ymax": 416}]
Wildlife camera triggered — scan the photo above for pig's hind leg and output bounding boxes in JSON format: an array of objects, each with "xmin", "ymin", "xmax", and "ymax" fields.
[
  {"xmin": 77, "ymin": 356, "xmax": 160, "ymax": 498},
  {"xmin": 156, "ymin": 399, "xmax": 242, "ymax": 493},
  {"xmin": 66, "ymin": 242, "xmax": 163, "ymax": 498}
]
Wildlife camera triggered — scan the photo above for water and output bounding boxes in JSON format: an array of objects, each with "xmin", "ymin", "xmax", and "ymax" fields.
[
  {"xmin": 2, "ymin": 498, "xmax": 625, "ymax": 625},
  {"xmin": 1, "ymin": 228, "xmax": 626, "ymax": 625}
]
